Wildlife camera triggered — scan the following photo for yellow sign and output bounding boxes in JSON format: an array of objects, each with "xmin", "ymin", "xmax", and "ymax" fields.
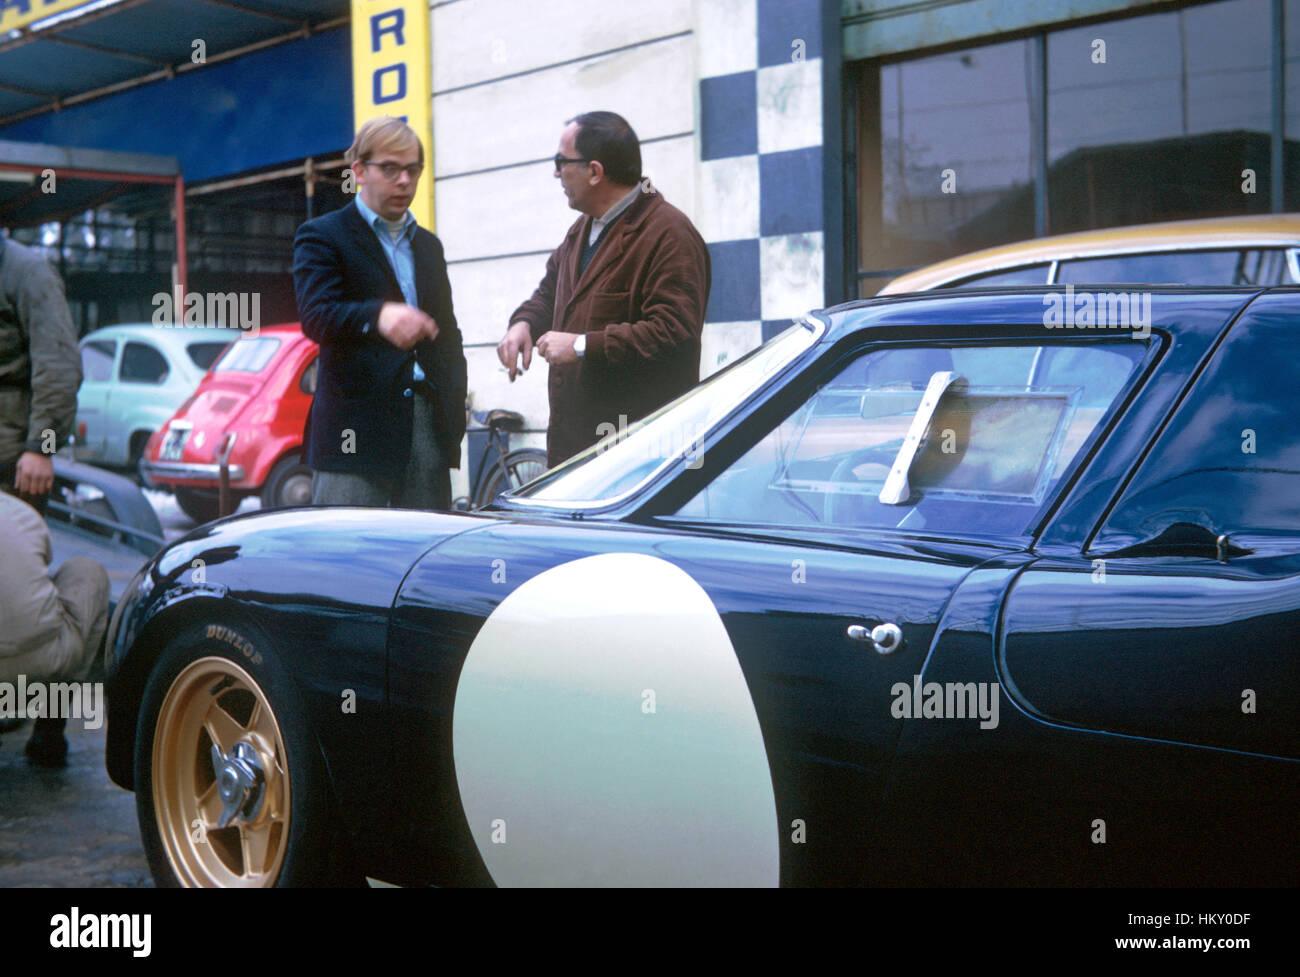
[
  {"xmin": 350, "ymin": 0, "xmax": 434, "ymax": 229},
  {"xmin": 0, "ymin": 0, "xmax": 97, "ymax": 32}
]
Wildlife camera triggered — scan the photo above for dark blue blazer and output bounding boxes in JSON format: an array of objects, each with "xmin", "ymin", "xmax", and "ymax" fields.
[{"xmin": 293, "ymin": 201, "xmax": 467, "ymax": 475}]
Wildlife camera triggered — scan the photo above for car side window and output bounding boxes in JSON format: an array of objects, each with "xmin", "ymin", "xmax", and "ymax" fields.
[
  {"xmin": 1057, "ymin": 249, "xmax": 1290, "ymax": 286},
  {"xmin": 81, "ymin": 340, "xmax": 115, "ymax": 382},
  {"xmin": 1235, "ymin": 248, "xmax": 1293, "ymax": 285},
  {"xmin": 675, "ymin": 341, "xmax": 1145, "ymax": 539},
  {"xmin": 1093, "ymin": 315, "xmax": 1299, "ymax": 553},
  {"xmin": 187, "ymin": 341, "xmax": 230, "ymax": 371},
  {"xmin": 119, "ymin": 341, "xmax": 169, "ymax": 384},
  {"xmin": 948, "ymin": 264, "xmax": 1051, "ymax": 287},
  {"xmin": 300, "ymin": 357, "xmax": 318, "ymax": 395}
]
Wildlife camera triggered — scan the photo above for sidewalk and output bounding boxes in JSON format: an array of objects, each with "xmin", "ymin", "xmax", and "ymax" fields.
[{"xmin": 0, "ymin": 718, "xmax": 151, "ymax": 887}]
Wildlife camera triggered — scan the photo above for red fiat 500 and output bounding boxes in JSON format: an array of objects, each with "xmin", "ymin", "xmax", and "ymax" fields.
[{"xmin": 142, "ymin": 323, "xmax": 318, "ymax": 524}]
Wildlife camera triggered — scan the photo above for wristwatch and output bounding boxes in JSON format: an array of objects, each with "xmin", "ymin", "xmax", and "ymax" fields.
[{"xmin": 574, "ymin": 334, "xmax": 586, "ymax": 358}]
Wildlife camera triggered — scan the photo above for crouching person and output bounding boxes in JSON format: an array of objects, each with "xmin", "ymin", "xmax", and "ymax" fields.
[{"xmin": 0, "ymin": 492, "xmax": 109, "ymax": 767}]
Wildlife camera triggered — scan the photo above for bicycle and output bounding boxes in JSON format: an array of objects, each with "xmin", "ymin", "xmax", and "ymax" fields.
[{"xmin": 456, "ymin": 408, "xmax": 548, "ymax": 510}]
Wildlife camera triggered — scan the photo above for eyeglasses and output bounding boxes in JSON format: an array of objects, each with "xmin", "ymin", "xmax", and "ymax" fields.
[
  {"xmin": 364, "ymin": 161, "xmax": 423, "ymax": 180},
  {"xmin": 553, "ymin": 154, "xmax": 589, "ymax": 172}
]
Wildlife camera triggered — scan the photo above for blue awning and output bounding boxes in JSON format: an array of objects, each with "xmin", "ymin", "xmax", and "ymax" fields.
[
  {"xmin": 0, "ymin": 1, "xmax": 351, "ymax": 183},
  {"xmin": 0, "ymin": 0, "xmax": 351, "ymax": 184}
]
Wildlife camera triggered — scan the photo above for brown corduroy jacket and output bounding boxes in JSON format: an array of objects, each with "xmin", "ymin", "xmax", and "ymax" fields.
[{"xmin": 511, "ymin": 190, "xmax": 711, "ymax": 466}]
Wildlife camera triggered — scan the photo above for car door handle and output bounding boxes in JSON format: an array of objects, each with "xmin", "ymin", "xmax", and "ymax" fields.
[{"xmin": 847, "ymin": 622, "xmax": 905, "ymax": 655}]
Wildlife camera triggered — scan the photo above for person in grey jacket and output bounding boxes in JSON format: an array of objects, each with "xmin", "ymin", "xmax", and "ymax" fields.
[
  {"xmin": 0, "ymin": 236, "xmax": 100, "ymax": 766},
  {"xmin": 0, "ymin": 236, "xmax": 81, "ymax": 515}
]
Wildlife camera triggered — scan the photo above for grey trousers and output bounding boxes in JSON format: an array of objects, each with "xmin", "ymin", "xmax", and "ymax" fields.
[{"xmin": 311, "ymin": 393, "xmax": 452, "ymax": 510}]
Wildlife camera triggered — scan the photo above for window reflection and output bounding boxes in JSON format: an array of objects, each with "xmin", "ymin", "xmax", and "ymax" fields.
[
  {"xmin": 856, "ymin": 0, "xmax": 1292, "ymax": 296},
  {"xmin": 861, "ymin": 41, "xmax": 1035, "ymax": 292},
  {"xmin": 1047, "ymin": 0, "xmax": 1272, "ymax": 231},
  {"xmin": 1056, "ymin": 249, "xmax": 1293, "ymax": 285}
]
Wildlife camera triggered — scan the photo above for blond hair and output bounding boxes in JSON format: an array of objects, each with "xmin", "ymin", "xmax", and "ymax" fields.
[{"xmin": 346, "ymin": 116, "xmax": 423, "ymax": 165}]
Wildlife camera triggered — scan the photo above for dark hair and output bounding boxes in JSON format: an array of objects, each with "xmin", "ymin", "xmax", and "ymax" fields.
[{"xmin": 567, "ymin": 111, "xmax": 641, "ymax": 187}]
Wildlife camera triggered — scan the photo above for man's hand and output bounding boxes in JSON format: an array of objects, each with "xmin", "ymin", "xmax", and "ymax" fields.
[
  {"xmin": 377, "ymin": 302, "xmax": 438, "ymax": 350},
  {"xmin": 497, "ymin": 321, "xmax": 534, "ymax": 381},
  {"xmin": 536, "ymin": 331, "xmax": 579, "ymax": 366},
  {"xmin": 15, "ymin": 451, "xmax": 54, "ymax": 496}
]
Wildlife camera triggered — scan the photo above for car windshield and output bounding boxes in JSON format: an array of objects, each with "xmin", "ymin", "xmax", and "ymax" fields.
[
  {"xmin": 515, "ymin": 322, "xmax": 822, "ymax": 505},
  {"xmin": 213, "ymin": 337, "xmax": 281, "ymax": 373}
]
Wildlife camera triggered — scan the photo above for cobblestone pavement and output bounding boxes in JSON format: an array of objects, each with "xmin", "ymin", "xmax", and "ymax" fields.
[{"xmin": 0, "ymin": 718, "xmax": 152, "ymax": 887}]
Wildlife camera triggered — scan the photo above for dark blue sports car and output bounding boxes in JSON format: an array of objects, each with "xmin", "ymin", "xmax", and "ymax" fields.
[{"xmin": 104, "ymin": 287, "xmax": 1299, "ymax": 887}]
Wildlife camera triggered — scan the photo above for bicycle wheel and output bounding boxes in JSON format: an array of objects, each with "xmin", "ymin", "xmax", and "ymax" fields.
[{"xmin": 473, "ymin": 448, "xmax": 548, "ymax": 509}]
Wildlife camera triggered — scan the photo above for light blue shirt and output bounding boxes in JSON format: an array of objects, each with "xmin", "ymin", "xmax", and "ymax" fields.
[{"xmin": 355, "ymin": 195, "xmax": 425, "ymax": 381}]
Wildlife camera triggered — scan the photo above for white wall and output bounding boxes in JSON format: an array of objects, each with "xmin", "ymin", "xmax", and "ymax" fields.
[{"xmin": 428, "ymin": 0, "xmax": 699, "ymax": 494}]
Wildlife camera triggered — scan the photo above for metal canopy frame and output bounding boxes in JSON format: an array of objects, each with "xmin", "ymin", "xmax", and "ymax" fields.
[{"xmin": 0, "ymin": 138, "xmax": 187, "ymax": 296}]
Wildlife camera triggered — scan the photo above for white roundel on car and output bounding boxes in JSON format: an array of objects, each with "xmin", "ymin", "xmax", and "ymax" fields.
[{"xmin": 452, "ymin": 552, "xmax": 780, "ymax": 887}]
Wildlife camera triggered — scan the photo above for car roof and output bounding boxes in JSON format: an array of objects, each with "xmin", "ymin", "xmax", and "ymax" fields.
[
  {"xmin": 881, "ymin": 213, "xmax": 1300, "ymax": 293},
  {"xmin": 80, "ymin": 323, "xmax": 240, "ymax": 345},
  {"xmin": 221, "ymin": 323, "xmax": 310, "ymax": 352},
  {"xmin": 818, "ymin": 285, "xmax": 1273, "ymax": 345},
  {"xmin": 204, "ymin": 323, "xmax": 312, "ymax": 374}
]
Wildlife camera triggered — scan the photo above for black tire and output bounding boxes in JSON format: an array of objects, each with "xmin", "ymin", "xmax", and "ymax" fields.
[
  {"xmin": 175, "ymin": 487, "xmax": 223, "ymax": 524},
  {"xmin": 473, "ymin": 447, "xmax": 548, "ymax": 509},
  {"xmin": 261, "ymin": 453, "xmax": 314, "ymax": 509},
  {"xmin": 133, "ymin": 621, "xmax": 354, "ymax": 887}
]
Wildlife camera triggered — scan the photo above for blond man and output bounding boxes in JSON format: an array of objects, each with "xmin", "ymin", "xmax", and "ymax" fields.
[{"xmin": 292, "ymin": 117, "xmax": 466, "ymax": 508}]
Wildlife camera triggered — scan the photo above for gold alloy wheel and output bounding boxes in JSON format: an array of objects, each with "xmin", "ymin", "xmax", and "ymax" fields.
[{"xmin": 152, "ymin": 656, "xmax": 291, "ymax": 886}]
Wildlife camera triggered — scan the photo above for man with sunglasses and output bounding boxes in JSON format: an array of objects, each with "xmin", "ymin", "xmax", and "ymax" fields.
[
  {"xmin": 498, "ymin": 111, "xmax": 710, "ymax": 466},
  {"xmin": 293, "ymin": 116, "xmax": 466, "ymax": 508}
]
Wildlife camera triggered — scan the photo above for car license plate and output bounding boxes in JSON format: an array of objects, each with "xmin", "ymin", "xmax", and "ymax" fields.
[{"xmin": 161, "ymin": 424, "xmax": 190, "ymax": 461}]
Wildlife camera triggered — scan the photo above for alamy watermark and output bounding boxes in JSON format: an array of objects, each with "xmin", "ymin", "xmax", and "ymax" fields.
[
  {"xmin": 890, "ymin": 675, "xmax": 1000, "ymax": 729},
  {"xmin": 0, "ymin": 675, "xmax": 104, "ymax": 730},
  {"xmin": 151, "ymin": 285, "xmax": 261, "ymax": 335},
  {"xmin": 594, "ymin": 413, "xmax": 706, "ymax": 470},
  {"xmin": 1043, "ymin": 285, "xmax": 1151, "ymax": 339},
  {"xmin": 50, "ymin": 907, "xmax": 150, "ymax": 957}
]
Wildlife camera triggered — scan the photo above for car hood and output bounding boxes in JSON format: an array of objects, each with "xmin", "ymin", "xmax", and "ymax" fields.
[
  {"xmin": 103, "ymin": 504, "xmax": 493, "ymax": 793},
  {"xmin": 159, "ymin": 505, "xmax": 489, "ymax": 589},
  {"xmin": 109, "ymin": 506, "xmax": 493, "ymax": 662}
]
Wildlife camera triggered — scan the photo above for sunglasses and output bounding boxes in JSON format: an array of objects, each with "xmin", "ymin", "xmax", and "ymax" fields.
[
  {"xmin": 364, "ymin": 161, "xmax": 423, "ymax": 180},
  {"xmin": 553, "ymin": 154, "xmax": 590, "ymax": 172}
]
